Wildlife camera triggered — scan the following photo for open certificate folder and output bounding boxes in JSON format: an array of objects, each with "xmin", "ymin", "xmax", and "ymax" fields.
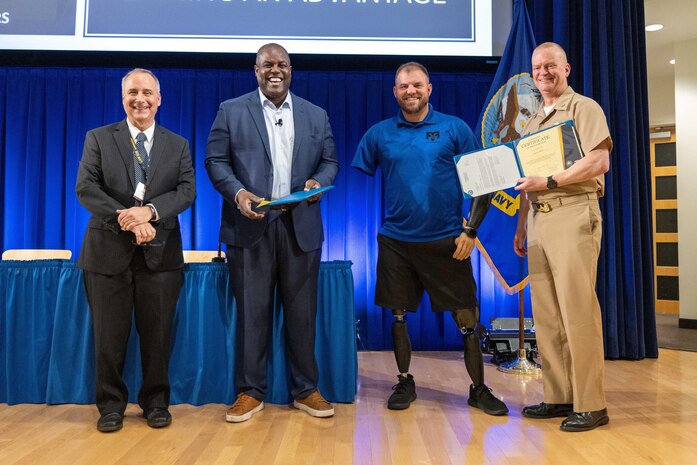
[
  {"xmin": 454, "ymin": 120, "xmax": 584, "ymax": 198},
  {"xmin": 256, "ymin": 185, "xmax": 334, "ymax": 208}
]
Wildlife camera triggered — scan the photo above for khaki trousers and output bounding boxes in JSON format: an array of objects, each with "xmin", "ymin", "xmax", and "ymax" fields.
[{"xmin": 527, "ymin": 195, "xmax": 606, "ymax": 412}]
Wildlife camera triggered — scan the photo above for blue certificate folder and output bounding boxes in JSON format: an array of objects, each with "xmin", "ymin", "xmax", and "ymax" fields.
[
  {"xmin": 256, "ymin": 185, "xmax": 335, "ymax": 208},
  {"xmin": 454, "ymin": 120, "xmax": 583, "ymax": 198}
]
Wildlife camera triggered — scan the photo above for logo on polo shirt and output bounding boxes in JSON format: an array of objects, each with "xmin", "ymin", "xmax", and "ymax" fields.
[{"xmin": 425, "ymin": 131, "xmax": 440, "ymax": 142}]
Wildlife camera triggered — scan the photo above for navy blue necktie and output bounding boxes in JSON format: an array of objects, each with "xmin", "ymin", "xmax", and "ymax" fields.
[{"xmin": 134, "ymin": 132, "xmax": 149, "ymax": 184}]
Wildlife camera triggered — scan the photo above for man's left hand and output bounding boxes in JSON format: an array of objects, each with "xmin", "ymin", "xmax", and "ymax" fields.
[
  {"xmin": 304, "ymin": 179, "xmax": 322, "ymax": 203},
  {"xmin": 453, "ymin": 232, "xmax": 475, "ymax": 260},
  {"xmin": 130, "ymin": 222, "xmax": 157, "ymax": 244},
  {"xmin": 117, "ymin": 206, "xmax": 152, "ymax": 231},
  {"xmin": 514, "ymin": 176, "xmax": 547, "ymax": 192}
]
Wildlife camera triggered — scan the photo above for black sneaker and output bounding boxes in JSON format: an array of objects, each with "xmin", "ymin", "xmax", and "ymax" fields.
[
  {"xmin": 468, "ymin": 384, "xmax": 509, "ymax": 416},
  {"xmin": 387, "ymin": 374, "xmax": 417, "ymax": 410}
]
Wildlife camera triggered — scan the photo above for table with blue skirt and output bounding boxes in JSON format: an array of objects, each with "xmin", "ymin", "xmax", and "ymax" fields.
[{"xmin": 0, "ymin": 260, "xmax": 357, "ymax": 406}]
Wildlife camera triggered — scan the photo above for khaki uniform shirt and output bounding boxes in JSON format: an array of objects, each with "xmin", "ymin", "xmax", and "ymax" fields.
[{"xmin": 524, "ymin": 86, "xmax": 612, "ymax": 202}]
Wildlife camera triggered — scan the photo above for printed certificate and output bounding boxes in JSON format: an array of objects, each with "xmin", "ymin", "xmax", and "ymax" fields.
[{"xmin": 454, "ymin": 121, "xmax": 583, "ymax": 198}]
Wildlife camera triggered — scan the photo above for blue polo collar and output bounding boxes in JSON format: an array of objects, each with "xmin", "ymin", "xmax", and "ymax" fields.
[{"xmin": 396, "ymin": 103, "xmax": 436, "ymax": 128}]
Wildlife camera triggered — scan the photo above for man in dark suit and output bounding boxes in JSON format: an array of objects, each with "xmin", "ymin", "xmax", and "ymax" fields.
[
  {"xmin": 206, "ymin": 43, "xmax": 339, "ymax": 422},
  {"xmin": 75, "ymin": 68, "xmax": 196, "ymax": 433}
]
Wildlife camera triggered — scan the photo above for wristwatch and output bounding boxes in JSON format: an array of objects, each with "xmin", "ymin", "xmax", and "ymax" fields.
[
  {"xmin": 546, "ymin": 175, "xmax": 558, "ymax": 190},
  {"xmin": 463, "ymin": 226, "xmax": 477, "ymax": 239},
  {"xmin": 147, "ymin": 204, "xmax": 157, "ymax": 221}
]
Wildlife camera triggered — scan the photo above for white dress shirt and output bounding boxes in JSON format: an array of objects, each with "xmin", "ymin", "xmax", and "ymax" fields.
[
  {"xmin": 259, "ymin": 89, "xmax": 295, "ymax": 199},
  {"xmin": 126, "ymin": 119, "xmax": 155, "ymax": 155}
]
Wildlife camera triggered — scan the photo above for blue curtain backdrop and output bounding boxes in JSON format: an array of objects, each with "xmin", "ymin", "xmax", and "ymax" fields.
[
  {"xmin": 1, "ymin": 67, "xmax": 524, "ymax": 351},
  {"xmin": 0, "ymin": 0, "xmax": 656, "ymax": 358},
  {"xmin": 525, "ymin": 0, "xmax": 657, "ymax": 359}
]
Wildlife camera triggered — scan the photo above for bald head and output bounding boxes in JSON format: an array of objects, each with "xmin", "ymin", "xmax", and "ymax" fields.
[
  {"xmin": 531, "ymin": 42, "xmax": 571, "ymax": 104},
  {"xmin": 256, "ymin": 43, "xmax": 290, "ymax": 67},
  {"xmin": 533, "ymin": 42, "xmax": 568, "ymax": 64},
  {"xmin": 254, "ymin": 43, "xmax": 293, "ymax": 107}
]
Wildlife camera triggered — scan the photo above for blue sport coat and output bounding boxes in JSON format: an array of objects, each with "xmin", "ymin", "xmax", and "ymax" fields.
[{"xmin": 205, "ymin": 90, "xmax": 339, "ymax": 252}]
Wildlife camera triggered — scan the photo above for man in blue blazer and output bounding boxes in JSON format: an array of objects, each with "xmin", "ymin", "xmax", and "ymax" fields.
[{"xmin": 205, "ymin": 43, "xmax": 339, "ymax": 422}]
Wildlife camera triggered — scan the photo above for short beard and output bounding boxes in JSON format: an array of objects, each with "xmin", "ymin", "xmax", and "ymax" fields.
[{"xmin": 399, "ymin": 98, "xmax": 427, "ymax": 115}]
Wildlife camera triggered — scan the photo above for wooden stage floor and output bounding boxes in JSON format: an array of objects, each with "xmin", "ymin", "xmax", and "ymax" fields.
[{"xmin": 1, "ymin": 349, "xmax": 696, "ymax": 465}]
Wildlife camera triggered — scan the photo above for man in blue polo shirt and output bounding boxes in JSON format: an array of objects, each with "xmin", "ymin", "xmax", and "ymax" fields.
[{"xmin": 352, "ymin": 62, "xmax": 507, "ymax": 415}]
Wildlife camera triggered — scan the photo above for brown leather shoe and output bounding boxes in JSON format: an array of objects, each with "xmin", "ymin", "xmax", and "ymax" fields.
[
  {"xmin": 560, "ymin": 409, "xmax": 609, "ymax": 432},
  {"xmin": 293, "ymin": 391, "xmax": 335, "ymax": 418},
  {"xmin": 226, "ymin": 393, "xmax": 264, "ymax": 423}
]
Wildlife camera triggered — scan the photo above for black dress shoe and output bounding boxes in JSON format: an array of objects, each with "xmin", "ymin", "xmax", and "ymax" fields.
[
  {"xmin": 97, "ymin": 412, "xmax": 123, "ymax": 433},
  {"xmin": 560, "ymin": 408, "xmax": 609, "ymax": 432},
  {"xmin": 145, "ymin": 408, "xmax": 172, "ymax": 428},
  {"xmin": 522, "ymin": 402, "xmax": 573, "ymax": 419}
]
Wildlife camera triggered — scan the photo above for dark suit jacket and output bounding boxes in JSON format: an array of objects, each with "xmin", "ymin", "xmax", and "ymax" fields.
[
  {"xmin": 75, "ymin": 120, "xmax": 196, "ymax": 275},
  {"xmin": 205, "ymin": 91, "xmax": 339, "ymax": 252}
]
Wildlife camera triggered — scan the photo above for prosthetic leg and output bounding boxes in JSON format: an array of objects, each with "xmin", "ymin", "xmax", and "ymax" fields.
[
  {"xmin": 392, "ymin": 310, "xmax": 411, "ymax": 374},
  {"xmin": 453, "ymin": 309, "xmax": 509, "ymax": 416},
  {"xmin": 457, "ymin": 192, "xmax": 493, "ymax": 387},
  {"xmin": 454, "ymin": 309, "xmax": 485, "ymax": 386},
  {"xmin": 387, "ymin": 309, "xmax": 417, "ymax": 410}
]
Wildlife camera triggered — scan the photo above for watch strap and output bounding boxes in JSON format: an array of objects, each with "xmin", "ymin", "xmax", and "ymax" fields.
[{"xmin": 463, "ymin": 226, "xmax": 477, "ymax": 239}]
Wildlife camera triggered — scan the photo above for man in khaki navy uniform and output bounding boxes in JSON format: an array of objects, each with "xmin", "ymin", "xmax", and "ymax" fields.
[{"xmin": 513, "ymin": 42, "xmax": 612, "ymax": 432}]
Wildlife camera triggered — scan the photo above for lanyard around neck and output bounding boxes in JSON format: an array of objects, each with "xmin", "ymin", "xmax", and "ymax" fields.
[{"xmin": 129, "ymin": 137, "xmax": 147, "ymax": 166}]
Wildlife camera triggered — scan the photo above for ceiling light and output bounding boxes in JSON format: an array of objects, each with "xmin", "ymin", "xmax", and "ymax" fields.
[
  {"xmin": 670, "ymin": 59, "xmax": 675, "ymax": 65},
  {"xmin": 645, "ymin": 24, "xmax": 664, "ymax": 32}
]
